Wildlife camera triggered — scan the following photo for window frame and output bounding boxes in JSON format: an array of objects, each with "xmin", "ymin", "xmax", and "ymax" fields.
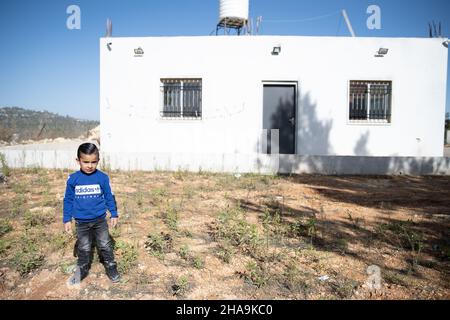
[
  {"xmin": 347, "ymin": 80, "xmax": 393, "ymax": 126},
  {"xmin": 160, "ymin": 78, "xmax": 202, "ymax": 120}
]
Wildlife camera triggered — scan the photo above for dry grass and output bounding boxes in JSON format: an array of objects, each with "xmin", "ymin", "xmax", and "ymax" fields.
[{"xmin": 0, "ymin": 169, "xmax": 449, "ymax": 300}]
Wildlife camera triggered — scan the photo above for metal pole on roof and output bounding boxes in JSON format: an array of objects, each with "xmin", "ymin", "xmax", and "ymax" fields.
[{"xmin": 342, "ymin": 9, "xmax": 356, "ymax": 37}]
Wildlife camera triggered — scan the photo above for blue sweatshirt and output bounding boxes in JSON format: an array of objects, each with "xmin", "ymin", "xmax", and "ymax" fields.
[{"xmin": 63, "ymin": 169, "xmax": 118, "ymax": 223}]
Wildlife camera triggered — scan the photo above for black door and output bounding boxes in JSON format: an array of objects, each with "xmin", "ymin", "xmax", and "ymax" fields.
[{"xmin": 263, "ymin": 84, "xmax": 296, "ymax": 154}]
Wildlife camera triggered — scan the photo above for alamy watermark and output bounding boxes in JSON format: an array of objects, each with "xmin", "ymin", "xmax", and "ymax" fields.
[
  {"xmin": 367, "ymin": 5, "xmax": 381, "ymax": 30},
  {"xmin": 66, "ymin": 5, "xmax": 81, "ymax": 30},
  {"xmin": 366, "ymin": 265, "xmax": 382, "ymax": 290}
]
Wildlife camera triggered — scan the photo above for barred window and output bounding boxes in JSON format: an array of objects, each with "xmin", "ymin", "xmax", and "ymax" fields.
[
  {"xmin": 161, "ymin": 79, "xmax": 202, "ymax": 119},
  {"xmin": 349, "ymin": 81, "xmax": 392, "ymax": 122}
]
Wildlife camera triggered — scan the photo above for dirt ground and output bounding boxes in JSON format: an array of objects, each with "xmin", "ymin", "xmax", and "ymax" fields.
[{"xmin": 0, "ymin": 168, "xmax": 449, "ymax": 300}]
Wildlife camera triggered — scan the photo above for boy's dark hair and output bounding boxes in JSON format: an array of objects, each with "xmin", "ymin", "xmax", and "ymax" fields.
[{"xmin": 77, "ymin": 143, "xmax": 99, "ymax": 159}]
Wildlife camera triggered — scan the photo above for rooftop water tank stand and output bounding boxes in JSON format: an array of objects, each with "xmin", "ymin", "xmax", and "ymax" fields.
[
  {"xmin": 216, "ymin": 0, "xmax": 249, "ymax": 35},
  {"xmin": 216, "ymin": 17, "xmax": 246, "ymax": 35}
]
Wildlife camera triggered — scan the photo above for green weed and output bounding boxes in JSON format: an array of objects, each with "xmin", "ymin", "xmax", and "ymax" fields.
[
  {"xmin": 11, "ymin": 234, "xmax": 45, "ymax": 276},
  {"xmin": 375, "ymin": 219, "xmax": 424, "ymax": 272},
  {"xmin": 217, "ymin": 244, "xmax": 234, "ymax": 264},
  {"xmin": 51, "ymin": 233, "xmax": 72, "ymax": 251},
  {"xmin": 24, "ymin": 209, "xmax": 55, "ymax": 229},
  {"xmin": 241, "ymin": 261, "xmax": 269, "ymax": 288},
  {"xmin": 0, "ymin": 152, "xmax": 10, "ymax": 177},
  {"xmin": 151, "ymin": 187, "xmax": 168, "ymax": 197},
  {"xmin": 0, "ymin": 239, "xmax": 11, "ymax": 256},
  {"xmin": 178, "ymin": 244, "xmax": 190, "ymax": 260},
  {"xmin": 282, "ymin": 261, "xmax": 310, "ymax": 295},
  {"xmin": 0, "ymin": 219, "xmax": 13, "ymax": 237},
  {"xmin": 60, "ymin": 262, "xmax": 77, "ymax": 274},
  {"xmin": 171, "ymin": 275, "xmax": 190, "ymax": 296},
  {"xmin": 215, "ymin": 207, "xmax": 263, "ymax": 257},
  {"xmin": 330, "ymin": 278, "xmax": 359, "ymax": 299},
  {"xmin": 114, "ymin": 240, "xmax": 138, "ymax": 274},
  {"xmin": 192, "ymin": 255, "xmax": 204, "ymax": 269},
  {"xmin": 163, "ymin": 206, "xmax": 179, "ymax": 231},
  {"xmin": 145, "ymin": 232, "xmax": 173, "ymax": 260}
]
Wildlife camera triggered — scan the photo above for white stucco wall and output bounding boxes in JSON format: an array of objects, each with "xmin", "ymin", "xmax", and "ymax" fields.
[{"xmin": 100, "ymin": 36, "xmax": 448, "ymax": 159}]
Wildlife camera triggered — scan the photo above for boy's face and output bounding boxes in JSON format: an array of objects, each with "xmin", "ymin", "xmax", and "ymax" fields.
[{"xmin": 77, "ymin": 153, "xmax": 99, "ymax": 174}]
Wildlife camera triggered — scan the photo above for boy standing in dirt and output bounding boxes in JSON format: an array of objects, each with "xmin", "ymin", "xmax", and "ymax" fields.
[{"xmin": 63, "ymin": 143, "xmax": 120, "ymax": 284}]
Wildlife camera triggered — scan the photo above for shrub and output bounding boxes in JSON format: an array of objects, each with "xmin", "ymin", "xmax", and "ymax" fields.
[
  {"xmin": 164, "ymin": 206, "xmax": 179, "ymax": 231},
  {"xmin": 192, "ymin": 256, "xmax": 204, "ymax": 269},
  {"xmin": 0, "ymin": 152, "xmax": 10, "ymax": 177},
  {"xmin": 24, "ymin": 209, "xmax": 55, "ymax": 229},
  {"xmin": 171, "ymin": 275, "xmax": 190, "ymax": 296},
  {"xmin": 114, "ymin": 240, "xmax": 138, "ymax": 274},
  {"xmin": 241, "ymin": 261, "xmax": 269, "ymax": 288},
  {"xmin": 0, "ymin": 239, "xmax": 11, "ymax": 256},
  {"xmin": 217, "ymin": 244, "xmax": 234, "ymax": 264},
  {"xmin": 178, "ymin": 244, "xmax": 190, "ymax": 260},
  {"xmin": 215, "ymin": 207, "xmax": 263, "ymax": 257},
  {"xmin": 145, "ymin": 232, "xmax": 173, "ymax": 259},
  {"xmin": 12, "ymin": 235, "xmax": 44, "ymax": 276},
  {"xmin": 0, "ymin": 219, "xmax": 13, "ymax": 237}
]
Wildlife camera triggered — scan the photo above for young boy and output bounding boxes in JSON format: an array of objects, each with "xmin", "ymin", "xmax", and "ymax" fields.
[{"xmin": 63, "ymin": 143, "xmax": 120, "ymax": 283}]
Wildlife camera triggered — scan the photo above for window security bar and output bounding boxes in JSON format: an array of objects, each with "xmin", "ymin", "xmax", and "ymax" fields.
[
  {"xmin": 161, "ymin": 79, "xmax": 202, "ymax": 119},
  {"xmin": 349, "ymin": 81, "xmax": 392, "ymax": 122}
]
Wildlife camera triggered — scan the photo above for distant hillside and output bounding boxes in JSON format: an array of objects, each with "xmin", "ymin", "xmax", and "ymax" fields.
[{"xmin": 0, "ymin": 107, "xmax": 99, "ymax": 143}]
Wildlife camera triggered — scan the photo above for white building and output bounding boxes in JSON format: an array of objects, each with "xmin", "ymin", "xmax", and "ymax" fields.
[{"xmin": 99, "ymin": 35, "xmax": 448, "ymax": 174}]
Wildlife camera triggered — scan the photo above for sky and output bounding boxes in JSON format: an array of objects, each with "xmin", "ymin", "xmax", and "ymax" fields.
[{"xmin": 0, "ymin": 0, "xmax": 449, "ymax": 121}]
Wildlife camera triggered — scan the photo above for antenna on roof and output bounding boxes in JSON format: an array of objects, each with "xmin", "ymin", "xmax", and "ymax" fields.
[
  {"xmin": 256, "ymin": 16, "xmax": 262, "ymax": 35},
  {"xmin": 342, "ymin": 9, "xmax": 356, "ymax": 37},
  {"xmin": 106, "ymin": 18, "xmax": 112, "ymax": 37},
  {"xmin": 428, "ymin": 20, "xmax": 443, "ymax": 38}
]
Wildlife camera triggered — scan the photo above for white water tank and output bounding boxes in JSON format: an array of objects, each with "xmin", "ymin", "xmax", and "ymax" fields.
[{"xmin": 219, "ymin": 0, "xmax": 249, "ymax": 23}]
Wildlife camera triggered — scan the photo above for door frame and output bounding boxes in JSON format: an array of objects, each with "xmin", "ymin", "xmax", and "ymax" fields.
[{"xmin": 261, "ymin": 81, "xmax": 298, "ymax": 155}]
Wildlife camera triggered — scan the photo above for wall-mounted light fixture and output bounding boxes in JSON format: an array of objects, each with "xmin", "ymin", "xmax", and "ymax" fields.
[
  {"xmin": 272, "ymin": 46, "xmax": 281, "ymax": 55},
  {"xmin": 443, "ymin": 39, "xmax": 449, "ymax": 48},
  {"xmin": 107, "ymin": 42, "xmax": 112, "ymax": 51},
  {"xmin": 375, "ymin": 47, "xmax": 388, "ymax": 57}
]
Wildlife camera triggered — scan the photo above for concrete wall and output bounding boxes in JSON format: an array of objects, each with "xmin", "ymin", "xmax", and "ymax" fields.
[
  {"xmin": 100, "ymin": 36, "xmax": 448, "ymax": 160},
  {"xmin": 1, "ymin": 148, "xmax": 449, "ymax": 175}
]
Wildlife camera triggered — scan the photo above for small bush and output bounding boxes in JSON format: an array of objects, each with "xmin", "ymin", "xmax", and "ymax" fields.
[
  {"xmin": 171, "ymin": 275, "xmax": 190, "ymax": 296},
  {"xmin": 60, "ymin": 262, "xmax": 77, "ymax": 274},
  {"xmin": 114, "ymin": 240, "xmax": 138, "ymax": 274},
  {"xmin": 330, "ymin": 278, "xmax": 359, "ymax": 299},
  {"xmin": 192, "ymin": 255, "xmax": 204, "ymax": 269},
  {"xmin": 0, "ymin": 239, "xmax": 11, "ymax": 256},
  {"xmin": 151, "ymin": 187, "xmax": 168, "ymax": 197},
  {"xmin": 24, "ymin": 209, "xmax": 55, "ymax": 229},
  {"xmin": 178, "ymin": 244, "xmax": 190, "ymax": 260},
  {"xmin": 12, "ymin": 251, "xmax": 44, "ymax": 276},
  {"xmin": 51, "ymin": 233, "xmax": 71, "ymax": 251},
  {"xmin": 0, "ymin": 219, "xmax": 13, "ymax": 237},
  {"xmin": 215, "ymin": 207, "xmax": 263, "ymax": 257},
  {"xmin": 164, "ymin": 206, "xmax": 179, "ymax": 231},
  {"xmin": 286, "ymin": 216, "xmax": 317, "ymax": 245},
  {"xmin": 375, "ymin": 219, "xmax": 424, "ymax": 271},
  {"xmin": 145, "ymin": 232, "xmax": 173, "ymax": 259},
  {"xmin": 217, "ymin": 244, "xmax": 234, "ymax": 264},
  {"xmin": 12, "ymin": 235, "xmax": 44, "ymax": 276},
  {"xmin": 282, "ymin": 261, "xmax": 310, "ymax": 295},
  {"xmin": 0, "ymin": 152, "xmax": 10, "ymax": 177},
  {"xmin": 240, "ymin": 261, "xmax": 269, "ymax": 288},
  {"xmin": 335, "ymin": 237, "xmax": 348, "ymax": 255}
]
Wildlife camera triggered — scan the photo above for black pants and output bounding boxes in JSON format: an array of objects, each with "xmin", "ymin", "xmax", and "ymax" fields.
[{"xmin": 75, "ymin": 218, "xmax": 116, "ymax": 268}]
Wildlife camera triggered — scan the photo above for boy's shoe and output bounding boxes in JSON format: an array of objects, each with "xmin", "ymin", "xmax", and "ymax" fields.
[
  {"xmin": 104, "ymin": 262, "xmax": 121, "ymax": 283},
  {"xmin": 68, "ymin": 265, "xmax": 89, "ymax": 285}
]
